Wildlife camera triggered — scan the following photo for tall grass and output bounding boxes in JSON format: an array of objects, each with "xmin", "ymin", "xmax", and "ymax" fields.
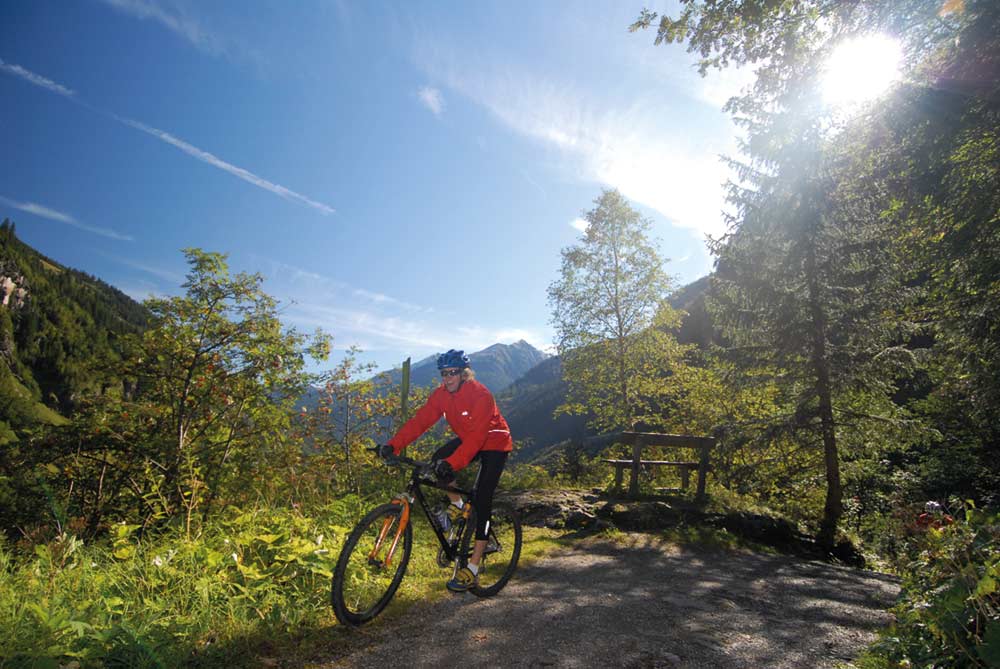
[{"xmin": 0, "ymin": 497, "xmax": 560, "ymax": 668}]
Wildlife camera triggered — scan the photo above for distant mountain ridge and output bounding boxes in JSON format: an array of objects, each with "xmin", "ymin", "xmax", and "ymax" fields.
[
  {"xmin": 383, "ymin": 340, "xmax": 549, "ymax": 394},
  {"xmin": 496, "ymin": 355, "xmax": 591, "ymax": 461}
]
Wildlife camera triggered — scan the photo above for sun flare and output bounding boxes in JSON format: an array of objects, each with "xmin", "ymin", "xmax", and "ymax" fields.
[{"xmin": 821, "ymin": 34, "xmax": 902, "ymax": 107}]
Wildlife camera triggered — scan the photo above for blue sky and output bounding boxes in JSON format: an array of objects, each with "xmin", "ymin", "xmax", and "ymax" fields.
[{"xmin": 1, "ymin": 0, "xmax": 747, "ymax": 372}]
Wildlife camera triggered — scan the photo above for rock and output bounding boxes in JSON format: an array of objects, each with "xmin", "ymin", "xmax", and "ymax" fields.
[
  {"xmin": 501, "ymin": 489, "xmax": 604, "ymax": 529},
  {"xmin": 597, "ymin": 500, "xmax": 683, "ymax": 529},
  {"xmin": 564, "ymin": 509, "xmax": 597, "ymax": 529}
]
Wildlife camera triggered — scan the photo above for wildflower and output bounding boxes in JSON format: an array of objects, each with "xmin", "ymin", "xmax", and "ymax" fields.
[
  {"xmin": 315, "ymin": 534, "xmax": 323, "ymax": 545},
  {"xmin": 231, "ymin": 552, "xmax": 239, "ymax": 563},
  {"xmin": 153, "ymin": 556, "xmax": 163, "ymax": 568}
]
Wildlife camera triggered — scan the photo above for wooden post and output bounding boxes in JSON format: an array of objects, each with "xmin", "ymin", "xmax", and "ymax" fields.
[
  {"xmin": 696, "ymin": 439, "xmax": 712, "ymax": 500},
  {"xmin": 613, "ymin": 464, "xmax": 624, "ymax": 495},
  {"xmin": 629, "ymin": 436, "xmax": 643, "ymax": 498},
  {"xmin": 680, "ymin": 465, "xmax": 690, "ymax": 490}
]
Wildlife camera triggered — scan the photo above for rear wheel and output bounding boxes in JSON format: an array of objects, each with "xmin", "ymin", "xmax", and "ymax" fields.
[
  {"xmin": 332, "ymin": 502, "xmax": 412, "ymax": 625},
  {"xmin": 460, "ymin": 501, "xmax": 522, "ymax": 597}
]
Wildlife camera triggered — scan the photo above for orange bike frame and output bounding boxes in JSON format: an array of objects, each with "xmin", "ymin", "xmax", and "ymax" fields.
[{"xmin": 369, "ymin": 498, "xmax": 410, "ymax": 567}]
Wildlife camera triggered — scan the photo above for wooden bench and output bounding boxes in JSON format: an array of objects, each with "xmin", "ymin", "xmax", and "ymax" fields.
[
  {"xmin": 586, "ymin": 431, "xmax": 714, "ymax": 499},
  {"xmin": 602, "ymin": 459, "xmax": 702, "ymax": 492}
]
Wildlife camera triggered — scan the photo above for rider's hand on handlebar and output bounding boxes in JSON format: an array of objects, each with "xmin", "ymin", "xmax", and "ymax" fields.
[
  {"xmin": 377, "ymin": 443, "xmax": 395, "ymax": 461},
  {"xmin": 432, "ymin": 458, "xmax": 455, "ymax": 484}
]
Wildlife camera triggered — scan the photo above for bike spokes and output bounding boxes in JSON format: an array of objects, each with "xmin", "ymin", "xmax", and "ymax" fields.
[
  {"xmin": 468, "ymin": 502, "xmax": 522, "ymax": 596},
  {"xmin": 333, "ymin": 503, "xmax": 412, "ymax": 625}
]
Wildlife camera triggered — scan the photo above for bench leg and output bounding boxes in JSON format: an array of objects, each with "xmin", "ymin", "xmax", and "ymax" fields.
[
  {"xmin": 629, "ymin": 441, "xmax": 642, "ymax": 498},
  {"xmin": 697, "ymin": 444, "xmax": 710, "ymax": 500},
  {"xmin": 613, "ymin": 465, "xmax": 623, "ymax": 495}
]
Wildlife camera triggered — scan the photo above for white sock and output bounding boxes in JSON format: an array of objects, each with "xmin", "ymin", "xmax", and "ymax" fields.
[{"xmin": 467, "ymin": 563, "xmax": 479, "ymax": 575}]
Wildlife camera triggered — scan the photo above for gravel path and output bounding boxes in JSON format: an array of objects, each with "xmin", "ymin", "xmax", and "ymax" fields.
[{"xmin": 320, "ymin": 534, "xmax": 899, "ymax": 668}]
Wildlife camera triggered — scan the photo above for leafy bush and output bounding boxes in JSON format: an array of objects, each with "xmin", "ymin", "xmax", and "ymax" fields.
[
  {"xmin": 0, "ymin": 500, "xmax": 364, "ymax": 666},
  {"xmin": 866, "ymin": 506, "xmax": 999, "ymax": 668}
]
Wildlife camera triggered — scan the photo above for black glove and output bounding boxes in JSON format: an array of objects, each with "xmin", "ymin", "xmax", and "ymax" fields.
[
  {"xmin": 377, "ymin": 443, "xmax": 395, "ymax": 460},
  {"xmin": 433, "ymin": 458, "xmax": 455, "ymax": 484}
]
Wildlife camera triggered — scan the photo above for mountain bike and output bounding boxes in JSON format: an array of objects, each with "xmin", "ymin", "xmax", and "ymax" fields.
[{"xmin": 331, "ymin": 449, "xmax": 523, "ymax": 626}]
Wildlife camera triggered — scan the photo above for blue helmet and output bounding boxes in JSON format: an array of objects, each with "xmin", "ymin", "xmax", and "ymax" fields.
[{"xmin": 437, "ymin": 349, "xmax": 470, "ymax": 370}]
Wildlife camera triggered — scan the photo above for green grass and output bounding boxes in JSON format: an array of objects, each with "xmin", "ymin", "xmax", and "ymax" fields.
[{"xmin": 0, "ymin": 503, "xmax": 563, "ymax": 668}]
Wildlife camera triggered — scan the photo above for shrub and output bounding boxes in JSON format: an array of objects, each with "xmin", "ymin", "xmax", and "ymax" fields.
[{"xmin": 868, "ymin": 506, "xmax": 999, "ymax": 667}]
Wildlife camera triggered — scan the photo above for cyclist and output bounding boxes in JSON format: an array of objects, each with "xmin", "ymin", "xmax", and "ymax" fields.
[{"xmin": 379, "ymin": 349, "xmax": 512, "ymax": 592}]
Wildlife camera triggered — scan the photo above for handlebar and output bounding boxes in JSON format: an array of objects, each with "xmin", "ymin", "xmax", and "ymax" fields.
[
  {"xmin": 366, "ymin": 445, "xmax": 465, "ymax": 494},
  {"xmin": 366, "ymin": 446, "xmax": 433, "ymax": 473}
]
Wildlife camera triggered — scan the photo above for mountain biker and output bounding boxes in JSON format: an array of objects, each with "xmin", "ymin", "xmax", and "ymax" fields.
[{"xmin": 379, "ymin": 349, "xmax": 512, "ymax": 592}]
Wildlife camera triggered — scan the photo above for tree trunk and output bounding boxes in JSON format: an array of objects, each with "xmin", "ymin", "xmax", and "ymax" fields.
[
  {"xmin": 805, "ymin": 242, "xmax": 843, "ymax": 548},
  {"xmin": 815, "ymin": 372, "xmax": 842, "ymax": 548}
]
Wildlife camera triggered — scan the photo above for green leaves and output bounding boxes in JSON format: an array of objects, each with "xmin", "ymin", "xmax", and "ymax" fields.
[
  {"xmin": 548, "ymin": 189, "xmax": 690, "ymax": 433},
  {"xmin": 880, "ymin": 508, "xmax": 1000, "ymax": 667},
  {"xmin": 0, "ymin": 501, "xmax": 366, "ymax": 665}
]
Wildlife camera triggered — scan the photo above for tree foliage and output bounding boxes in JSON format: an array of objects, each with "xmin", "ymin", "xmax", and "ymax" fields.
[
  {"xmin": 547, "ymin": 189, "xmax": 690, "ymax": 433},
  {"xmin": 1, "ymin": 249, "xmax": 332, "ymax": 538},
  {"xmin": 634, "ymin": 0, "xmax": 999, "ymax": 547},
  {"xmin": 126, "ymin": 250, "xmax": 332, "ymax": 529},
  {"xmin": 298, "ymin": 347, "xmax": 424, "ymax": 497}
]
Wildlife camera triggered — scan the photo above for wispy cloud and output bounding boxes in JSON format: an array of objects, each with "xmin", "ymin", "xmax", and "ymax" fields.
[
  {"xmin": 117, "ymin": 117, "xmax": 336, "ymax": 216},
  {"xmin": 417, "ymin": 85, "xmax": 445, "ymax": 116},
  {"xmin": 290, "ymin": 302, "xmax": 447, "ymax": 350},
  {"xmin": 257, "ymin": 256, "xmax": 547, "ymax": 362},
  {"xmin": 258, "ymin": 257, "xmax": 432, "ymax": 313},
  {"xmin": 519, "ymin": 169, "xmax": 547, "ymax": 199},
  {"xmin": 415, "ymin": 47, "xmax": 734, "ymax": 239},
  {"xmin": 352, "ymin": 288, "xmax": 432, "ymax": 313},
  {"xmin": 101, "ymin": 252, "xmax": 184, "ymax": 284},
  {"xmin": 0, "ymin": 59, "xmax": 335, "ymax": 216},
  {"xmin": 569, "ymin": 217, "xmax": 588, "ymax": 233},
  {"xmin": 0, "ymin": 195, "xmax": 133, "ymax": 241},
  {"xmin": 99, "ymin": 0, "xmax": 224, "ymax": 55},
  {"xmin": 0, "ymin": 58, "xmax": 76, "ymax": 98}
]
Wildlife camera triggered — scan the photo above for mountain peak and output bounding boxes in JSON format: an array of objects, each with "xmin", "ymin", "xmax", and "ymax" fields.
[{"xmin": 384, "ymin": 341, "xmax": 548, "ymax": 393}]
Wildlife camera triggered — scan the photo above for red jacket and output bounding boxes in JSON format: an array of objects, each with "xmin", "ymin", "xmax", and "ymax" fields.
[{"xmin": 388, "ymin": 379, "xmax": 512, "ymax": 471}]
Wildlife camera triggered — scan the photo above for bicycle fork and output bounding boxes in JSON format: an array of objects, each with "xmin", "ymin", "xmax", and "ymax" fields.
[{"xmin": 369, "ymin": 497, "xmax": 411, "ymax": 568}]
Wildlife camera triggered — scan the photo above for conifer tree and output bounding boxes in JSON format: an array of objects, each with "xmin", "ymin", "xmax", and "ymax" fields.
[{"xmin": 631, "ymin": 1, "xmax": 948, "ymax": 544}]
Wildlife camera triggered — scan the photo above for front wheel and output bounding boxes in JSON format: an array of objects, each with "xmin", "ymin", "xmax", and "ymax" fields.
[
  {"xmin": 332, "ymin": 502, "xmax": 412, "ymax": 626},
  {"xmin": 460, "ymin": 501, "xmax": 522, "ymax": 597}
]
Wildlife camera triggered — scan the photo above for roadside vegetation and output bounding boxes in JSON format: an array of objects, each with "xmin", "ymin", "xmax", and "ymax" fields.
[{"xmin": 2, "ymin": 1, "xmax": 999, "ymax": 666}]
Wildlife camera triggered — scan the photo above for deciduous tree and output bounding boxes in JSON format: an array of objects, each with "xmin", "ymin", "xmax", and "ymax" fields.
[{"xmin": 547, "ymin": 189, "xmax": 689, "ymax": 433}]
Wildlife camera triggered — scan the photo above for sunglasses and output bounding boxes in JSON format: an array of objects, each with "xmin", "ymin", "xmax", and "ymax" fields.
[{"xmin": 440, "ymin": 369, "xmax": 463, "ymax": 378}]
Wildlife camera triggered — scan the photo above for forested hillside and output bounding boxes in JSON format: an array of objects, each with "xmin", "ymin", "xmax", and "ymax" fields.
[{"xmin": 0, "ymin": 220, "xmax": 147, "ymax": 442}]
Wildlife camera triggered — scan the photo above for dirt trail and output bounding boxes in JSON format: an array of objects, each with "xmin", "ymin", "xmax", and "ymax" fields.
[{"xmin": 320, "ymin": 534, "xmax": 898, "ymax": 668}]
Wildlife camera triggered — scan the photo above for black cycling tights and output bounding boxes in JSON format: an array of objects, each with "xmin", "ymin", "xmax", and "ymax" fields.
[{"xmin": 433, "ymin": 438, "xmax": 509, "ymax": 540}]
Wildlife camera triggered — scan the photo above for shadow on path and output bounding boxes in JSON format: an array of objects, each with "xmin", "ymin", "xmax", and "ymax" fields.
[{"xmin": 319, "ymin": 534, "xmax": 899, "ymax": 668}]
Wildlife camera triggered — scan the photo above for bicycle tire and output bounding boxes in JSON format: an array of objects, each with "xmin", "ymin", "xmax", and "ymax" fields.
[
  {"xmin": 332, "ymin": 502, "xmax": 412, "ymax": 626},
  {"xmin": 460, "ymin": 501, "xmax": 522, "ymax": 597}
]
